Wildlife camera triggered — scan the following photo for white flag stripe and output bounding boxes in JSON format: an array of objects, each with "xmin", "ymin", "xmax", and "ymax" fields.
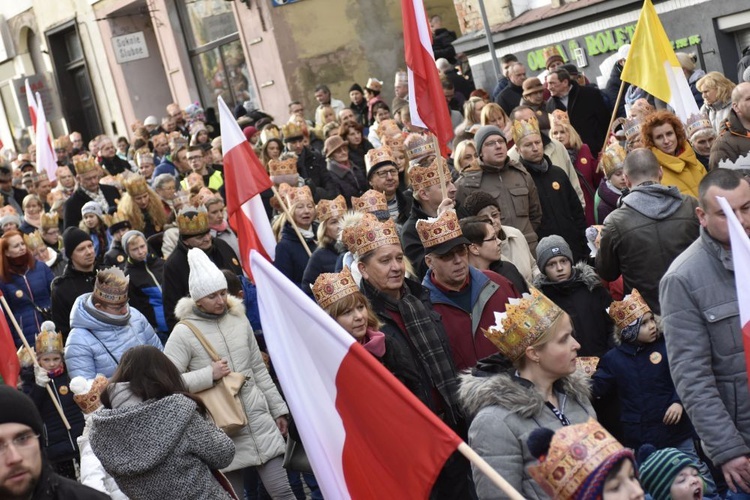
[
  {"xmin": 242, "ymin": 196, "xmax": 276, "ymax": 260},
  {"xmin": 716, "ymin": 196, "xmax": 750, "ymax": 326},
  {"xmin": 34, "ymin": 93, "xmax": 57, "ymax": 181},
  {"xmin": 664, "ymin": 62, "xmax": 700, "ymax": 124},
  {"xmin": 217, "ymin": 97, "xmax": 245, "ymax": 152}
]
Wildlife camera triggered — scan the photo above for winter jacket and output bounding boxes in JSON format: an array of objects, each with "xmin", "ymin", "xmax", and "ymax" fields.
[
  {"xmin": 593, "ymin": 336, "xmax": 693, "ymax": 450},
  {"xmin": 688, "ymin": 70, "xmax": 706, "ymax": 108},
  {"xmin": 326, "ymin": 159, "xmax": 367, "ymax": 204},
  {"xmin": 63, "ymin": 185, "xmax": 120, "ymax": 229},
  {"xmin": 709, "ymin": 110, "xmax": 750, "ymax": 171},
  {"xmin": 348, "ymin": 140, "xmax": 374, "ymax": 172},
  {"xmin": 103, "ymin": 240, "xmax": 127, "ymax": 270},
  {"xmin": 165, "ymin": 296, "xmax": 289, "ymax": 470},
  {"xmin": 423, "ymin": 267, "xmax": 519, "ymax": 371},
  {"xmin": 44, "ymin": 249, "xmax": 66, "ymax": 278},
  {"xmin": 125, "ymin": 254, "xmax": 167, "ymax": 333},
  {"xmin": 274, "ymin": 223, "xmax": 317, "ymax": 288},
  {"xmin": 51, "ymin": 264, "xmax": 98, "ymax": 339},
  {"xmin": 738, "ymin": 46, "xmax": 750, "ymax": 83},
  {"xmin": 432, "ymin": 27, "xmax": 457, "ymax": 64},
  {"xmin": 458, "ymin": 355, "xmax": 595, "ymax": 499},
  {"xmin": 401, "ymin": 201, "xmax": 432, "ymax": 280},
  {"xmin": 0, "ymin": 262, "xmax": 54, "ymax": 347},
  {"xmin": 296, "ymin": 147, "xmax": 336, "ymax": 202},
  {"xmin": 546, "ymin": 82, "xmax": 610, "ymax": 156},
  {"xmin": 456, "ymin": 159, "xmax": 543, "ymax": 254},
  {"xmin": 90, "ymin": 389, "xmax": 234, "ymax": 499},
  {"xmin": 660, "ymin": 228, "xmax": 750, "ymax": 466},
  {"xmin": 495, "ymin": 83, "xmax": 523, "ymax": 116},
  {"xmin": 100, "ymin": 155, "xmax": 132, "ymax": 176},
  {"xmin": 594, "ymin": 179, "xmax": 621, "ymax": 224},
  {"xmin": 488, "ymin": 258, "xmax": 529, "ymax": 295},
  {"xmin": 29, "ymin": 465, "xmax": 109, "ymax": 500},
  {"xmin": 701, "ymin": 99, "xmax": 732, "ymax": 134},
  {"xmin": 301, "ymin": 243, "xmax": 340, "ymax": 296},
  {"xmin": 534, "ymin": 263, "xmax": 613, "ymax": 357},
  {"xmin": 596, "ymin": 183, "xmax": 699, "ymax": 314},
  {"xmin": 78, "ymin": 411, "xmax": 128, "ymax": 499},
  {"xmin": 65, "ymin": 294, "xmax": 163, "ymax": 379},
  {"xmin": 651, "ymin": 143, "xmax": 706, "ymax": 198},
  {"xmin": 87, "ymin": 228, "xmax": 112, "ymax": 265},
  {"xmin": 500, "ymin": 225, "xmax": 540, "ymax": 283}
]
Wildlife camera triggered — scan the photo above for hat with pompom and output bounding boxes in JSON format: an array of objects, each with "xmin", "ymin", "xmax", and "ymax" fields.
[
  {"xmin": 637, "ymin": 445, "xmax": 701, "ymax": 500},
  {"xmin": 187, "ymin": 248, "xmax": 227, "ymax": 300}
]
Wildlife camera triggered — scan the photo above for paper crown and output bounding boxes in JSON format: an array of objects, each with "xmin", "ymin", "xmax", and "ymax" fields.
[
  {"xmin": 317, "ymin": 195, "xmax": 347, "ymax": 223},
  {"xmin": 529, "ymin": 418, "xmax": 632, "ymax": 500},
  {"xmin": 136, "ymin": 150, "xmax": 154, "ymax": 165},
  {"xmin": 416, "ymin": 210, "xmax": 463, "ymax": 250},
  {"xmin": 366, "ymin": 77, "xmax": 383, "ymax": 91},
  {"xmin": 511, "ymin": 116, "xmax": 541, "ymax": 143},
  {"xmin": 93, "ymin": 267, "xmax": 130, "ymax": 306},
  {"xmin": 281, "ymin": 122, "xmax": 304, "ymax": 141},
  {"xmin": 382, "ymin": 134, "xmax": 405, "ymax": 153},
  {"xmin": 576, "ymin": 356, "xmax": 600, "ymax": 378},
  {"xmin": 543, "ymin": 45, "xmax": 564, "ymax": 66},
  {"xmin": 35, "ymin": 321, "xmax": 63, "ymax": 355},
  {"xmin": 72, "ymin": 375, "xmax": 109, "ymax": 414},
  {"xmin": 73, "ymin": 155, "xmax": 99, "ymax": 176},
  {"xmin": 377, "ymin": 120, "xmax": 401, "ymax": 140},
  {"xmin": 124, "ymin": 175, "xmax": 149, "ymax": 197},
  {"xmin": 283, "ymin": 184, "xmax": 314, "ymax": 207},
  {"xmin": 365, "ymin": 147, "xmax": 397, "ymax": 174},
  {"xmin": 312, "ymin": 267, "xmax": 360, "ymax": 309},
  {"xmin": 23, "ymin": 231, "xmax": 45, "ymax": 251},
  {"xmin": 261, "ymin": 127, "xmax": 281, "ymax": 143},
  {"xmin": 109, "ymin": 212, "xmax": 132, "ymax": 233},
  {"xmin": 483, "ymin": 287, "xmax": 564, "ymax": 361},
  {"xmin": 718, "ymin": 153, "xmax": 750, "ymax": 171},
  {"xmin": 550, "ymin": 110, "xmax": 570, "ymax": 128},
  {"xmin": 17, "ymin": 346, "xmax": 33, "ymax": 367},
  {"xmin": 607, "ymin": 289, "xmax": 651, "ymax": 329},
  {"xmin": 599, "ymin": 143, "xmax": 627, "ymax": 177},
  {"xmin": 409, "ymin": 157, "xmax": 450, "ymax": 193},
  {"xmin": 686, "ymin": 113, "xmax": 714, "ymax": 139},
  {"xmin": 177, "ymin": 205, "xmax": 210, "ymax": 236},
  {"xmin": 394, "ymin": 71, "xmax": 408, "ymax": 86},
  {"xmin": 345, "ymin": 213, "xmax": 400, "ymax": 256},
  {"xmin": 268, "ymin": 157, "xmax": 298, "ymax": 178},
  {"xmin": 351, "ymin": 189, "xmax": 388, "ymax": 215},
  {"xmin": 404, "ymin": 133, "xmax": 437, "ymax": 163},
  {"xmin": 624, "ymin": 117, "xmax": 642, "ymax": 142}
]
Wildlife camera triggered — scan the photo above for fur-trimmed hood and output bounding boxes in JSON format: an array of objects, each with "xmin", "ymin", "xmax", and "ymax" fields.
[
  {"xmin": 533, "ymin": 261, "xmax": 602, "ymax": 292},
  {"xmin": 174, "ymin": 294, "xmax": 245, "ymax": 321},
  {"xmin": 458, "ymin": 354, "xmax": 591, "ymax": 419}
]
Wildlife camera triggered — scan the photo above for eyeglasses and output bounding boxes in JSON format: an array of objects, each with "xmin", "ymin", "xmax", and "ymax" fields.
[
  {"xmin": 374, "ymin": 168, "xmax": 399, "ymax": 179},
  {"xmin": 436, "ymin": 245, "xmax": 468, "ymax": 261},
  {"xmin": 0, "ymin": 432, "xmax": 39, "ymax": 456},
  {"xmin": 483, "ymin": 140, "xmax": 505, "ymax": 149},
  {"xmin": 482, "ymin": 236, "xmax": 499, "ymax": 243}
]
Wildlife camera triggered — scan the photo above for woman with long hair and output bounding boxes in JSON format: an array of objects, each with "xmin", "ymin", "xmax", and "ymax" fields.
[
  {"xmin": 90, "ymin": 345, "xmax": 236, "ymax": 499},
  {"xmin": 79, "ymin": 202, "xmax": 112, "ymax": 264},
  {"xmin": 696, "ymin": 71, "xmax": 735, "ymax": 133},
  {"xmin": 117, "ymin": 176, "xmax": 169, "ymax": 238},
  {"xmin": 340, "ymin": 122, "xmax": 373, "ymax": 171},
  {"xmin": 455, "ymin": 96, "xmax": 487, "ymax": 140},
  {"xmin": 301, "ymin": 195, "xmax": 346, "ymax": 294},
  {"xmin": 453, "ymin": 139, "xmax": 480, "ymax": 175}
]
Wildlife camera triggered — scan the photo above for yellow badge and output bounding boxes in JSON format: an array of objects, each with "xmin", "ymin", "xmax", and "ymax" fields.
[
  {"xmin": 552, "ymin": 182, "xmax": 560, "ymax": 190},
  {"xmin": 649, "ymin": 352, "xmax": 662, "ymax": 365},
  {"xmin": 117, "ymin": 255, "xmax": 124, "ymax": 263},
  {"xmin": 232, "ymin": 258, "xmax": 239, "ymax": 266},
  {"xmin": 15, "ymin": 290, "xmax": 23, "ymax": 298},
  {"xmin": 536, "ymin": 110, "xmax": 542, "ymax": 116},
  {"xmin": 58, "ymin": 386, "xmax": 69, "ymax": 395},
  {"xmin": 581, "ymin": 158, "xmax": 588, "ymax": 165}
]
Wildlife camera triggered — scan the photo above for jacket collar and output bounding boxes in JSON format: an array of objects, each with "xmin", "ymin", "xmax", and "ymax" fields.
[{"xmin": 700, "ymin": 227, "xmax": 734, "ymax": 271}]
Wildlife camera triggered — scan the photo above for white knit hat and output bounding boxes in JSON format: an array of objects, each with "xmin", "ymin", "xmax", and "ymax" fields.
[{"xmin": 187, "ymin": 248, "xmax": 227, "ymax": 300}]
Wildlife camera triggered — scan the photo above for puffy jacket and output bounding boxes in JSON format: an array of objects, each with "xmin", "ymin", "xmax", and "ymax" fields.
[
  {"xmin": 64, "ymin": 294, "xmax": 163, "ymax": 379},
  {"xmin": 103, "ymin": 240, "xmax": 127, "ymax": 270},
  {"xmin": 165, "ymin": 296, "xmax": 289, "ymax": 470},
  {"xmin": 78, "ymin": 412, "xmax": 128, "ymax": 499},
  {"xmin": 0, "ymin": 262, "xmax": 54, "ymax": 347},
  {"xmin": 651, "ymin": 142, "xmax": 706, "ymax": 198},
  {"xmin": 125, "ymin": 254, "xmax": 167, "ymax": 333},
  {"xmin": 274, "ymin": 223, "xmax": 317, "ymax": 288},
  {"xmin": 700, "ymin": 99, "xmax": 732, "ymax": 134},
  {"xmin": 709, "ymin": 110, "xmax": 750, "ymax": 171}
]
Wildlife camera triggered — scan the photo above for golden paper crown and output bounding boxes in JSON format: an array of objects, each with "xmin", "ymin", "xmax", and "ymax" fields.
[
  {"xmin": 35, "ymin": 322, "xmax": 63, "ymax": 355},
  {"xmin": 550, "ymin": 109, "xmax": 570, "ymax": 127},
  {"xmin": 136, "ymin": 150, "xmax": 154, "ymax": 165},
  {"xmin": 377, "ymin": 120, "xmax": 401, "ymax": 140},
  {"xmin": 17, "ymin": 346, "xmax": 33, "ymax": 367},
  {"xmin": 382, "ymin": 134, "xmax": 405, "ymax": 153},
  {"xmin": 93, "ymin": 267, "xmax": 130, "ymax": 306},
  {"xmin": 483, "ymin": 287, "xmax": 564, "ymax": 361},
  {"xmin": 599, "ymin": 143, "xmax": 627, "ymax": 177},
  {"xmin": 529, "ymin": 418, "xmax": 630, "ymax": 500},
  {"xmin": 511, "ymin": 116, "xmax": 541, "ymax": 143},
  {"xmin": 543, "ymin": 45, "xmax": 564, "ymax": 65},
  {"xmin": 416, "ymin": 210, "xmax": 463, "ymax": 250},
  {"xmin": 686, "ymin": 113, "xmax": 714, "ymax": 139},
  {"xmin": 347, "ymin": 213, "xmax": 400, "ymax": 256},
  {"xmin": 261, "ymin": 127, "xmax": 281, "ymax": 143},
  {"xmin": 404, "ymin": 133, "xmax": 437, "ymax": 163},
  {"xmin": 351, "ymin": 189, "xmax": 388, "ymax": 214},
  {"xmin": 109, "ymin": 211, "xmax": 131, "ymax": 232},
  {"xmin": 409, "ymin": 157, "xmax": 450, "ymax": 192},
  {"xmin": 23, "ymin": 231, "xmax": 45, "ymax": 251},
  {"xmin": 268, "ymin": 158, "xmax": 298, "ymax": 178},
  {"xmin": 317, "ymin": 195, "xmax": 347, "ymax": 223},
  {"xmin": 73, "ymin": 375, "xmax": 109, "ymax": 414},
  {"xmin": 281, "ymin": 122, "xmax": 304, "ymax": 141},
  {"xmin": 312, "ymin": 267, "xmax": 360, "ymax": 309},
  {"xmin": 73, "ymin": 155, "xmax": 99, "ymax": 176},
  {"xmin": 607, "ymin": 289, "xmax": 651, "ymax": 329},
  {"xmin": 177, "ymin": 205, "xmax": 209, "ymax": 236},
  {"xmin": 124, "ymin": 175, "xmax": 149, "ymax": 197},
  {"xmin": 365, "ymin": 147, "xmax": 397, "ymax": 174}
]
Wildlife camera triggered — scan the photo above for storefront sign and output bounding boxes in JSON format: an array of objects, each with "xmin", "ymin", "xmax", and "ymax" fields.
[
  {"xmin": 112, "ymin": 32, "xmax": 149, "ymax": 64},
  {"xmin": 12, "ymin": 74, "xmax": 61, "ymax": 127}
]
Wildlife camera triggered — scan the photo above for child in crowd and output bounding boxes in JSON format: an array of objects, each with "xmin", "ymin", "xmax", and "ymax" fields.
[
  {"xmin": 79, "ymin": 201, "xmax": 112, "ymax": 264},
  {"xmin": 595, "ymin": 143, "xmax": 628, "ymax": 224},
  {"xmin": 638, "ymin": 445, "xmax": 710, "ymax": 500}
]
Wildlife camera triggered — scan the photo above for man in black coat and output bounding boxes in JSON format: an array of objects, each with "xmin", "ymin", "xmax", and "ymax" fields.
[
  {"xmin": 0, "ymin": 164, "xmax": 27, "ymax": 213},
  {"xmin": 63, "ymin": 160, "xmax": 120, "ymax": 229},
  {"xmin": 281, "ymin": 123, "xmax": 335, "ymax": 202},
  {"xmin": 495, "ymin": 62, "xmax": 527, "ymax": 115},
  {"xmin": 429, "ymin": 15, "xmax": 457, "ymax": 65},
  {"xmin": 546, "ymin": 67, "xmax": 610, "ymax": 157},
  {"xmin": 96, "ymin": 137, "xmax": 132, "ymax": 176}
]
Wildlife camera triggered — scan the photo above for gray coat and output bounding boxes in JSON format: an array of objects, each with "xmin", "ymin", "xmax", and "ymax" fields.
[
  {"xmin": 458, "ymin": 361, "xmax": 594, "ymax": 499},
  {"xmin": 660, "ymin": 228, "xmax": 750, "ymax": 466}
]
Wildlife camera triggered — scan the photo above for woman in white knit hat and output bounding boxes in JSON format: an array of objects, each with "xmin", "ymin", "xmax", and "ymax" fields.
[{"xmin": 164, "ymin": 249, "xmax": 295, "ymax": 499}]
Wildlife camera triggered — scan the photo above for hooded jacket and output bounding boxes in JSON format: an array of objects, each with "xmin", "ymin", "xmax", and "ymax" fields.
[
  {"xmin": 650, "ymin": 142, "xmax": 706, "ymax": 198},
  {"xmin": 709, "ymin": 110, "xmax": 750, "ymax": 171},
  {"xmin": 90, "ymin": 389, "xmax": 234, "ymax": 500},
  {"xmin": 458, "ymin": 355, "xmax": 595, "ymax": 499},
  {"xmin": 65, "ymin": 294, "xmax": 163, "ymax": 379}
]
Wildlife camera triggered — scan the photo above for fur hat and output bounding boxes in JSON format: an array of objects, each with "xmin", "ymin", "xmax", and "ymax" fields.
[
  {"xmin": 188, "ymin": 248, "xmax": 227, "ymax": 300},
  {"xmin": 536, "ymin": 235, "xmax": 574, "ymax": 270}
]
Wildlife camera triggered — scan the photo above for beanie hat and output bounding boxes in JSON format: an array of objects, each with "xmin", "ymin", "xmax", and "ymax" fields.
[
  {"xmin": 122, "ymin": 230, "xmax": 146, "ymax": 256},
  {"xmin": 81, "ymin": 201, "xmax": 103, "ymax": 219},
  {"xmin": 144, "ymin": 115, "xmax": 159, "ymax": 127},
  {"xmin": 243, "ymin": 126, "xmax": 258, "ymax": 142},
  {"xmin": 474, "ymin": 125, "xmax": 506, "ymax": 152},
  {"xmin": 536, "ymin": 235, "xmax": 574, "ymax": 270},
  {"xmin": 638, "ymin": 445, "xmax": 700, "ymax": 500},
  {"xmin": 63, "ymin": 227, "xmax": 91, "ymax": 260},
  {"xmin": 0, "ymin": 385, "xmax": 44, "ymax": 436},
  {"xmin": 188, "ymin": 247, "xmax": 227, "ymax": 300},
  {"xmin": 349, "ymin": 83, "xmax": 364, "ymax": 94},
  {"xmin": 0, "ymin": 213, "xmax": 21, "ymax": 229}
]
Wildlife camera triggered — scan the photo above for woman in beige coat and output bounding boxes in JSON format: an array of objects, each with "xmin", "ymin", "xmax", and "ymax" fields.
[{"xmin": 164, "ymin": 248, "xmax": 295, "ymax": 499}]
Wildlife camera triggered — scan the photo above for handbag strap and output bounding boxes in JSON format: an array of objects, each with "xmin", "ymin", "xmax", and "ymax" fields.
[{"xmin": 179, "ymin": 320, "xmax": 221, "ymax": 362}]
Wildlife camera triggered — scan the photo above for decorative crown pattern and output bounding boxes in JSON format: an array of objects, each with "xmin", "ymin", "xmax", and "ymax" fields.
[
  {"xmin": 607, "ymin": 289, "xmax": 651, "ymax": 329},
  {"xmin": 351, "ymin": 189, "xmax": 388, "ymax": 214},
  {"xmin": 268, "ymin": 158, "xmax": 298, "ymax": 178},
  {"xmin": 23, "ymin": 231, "xmax": 45, "ymax": 251},
  {"xmin": 686, "ymin": 113, "xmax": 714, "ymax": 139},
  {"xmin": 346, "ymin": 213, "xmax": 400, "ymax": 256},
  {"xmin": 93, "ymin": 267, "xmax": 130, "ymax": 306},
  {"xmin": 73, "ymin": 155, "xmax": 99, "ymax": 176},
  {"xmin": 312, "ymin": 267, "xmax": 360, "ymax": 309},
  {"xmin": 73, "ymin": 375, "xmax": 109, "ymax": 414},
  {"xmin": 409, "ymin": 158, "xmax": 450, "ymax": 192},
  {"xmin": 40, "ymin": 212, "xmax": 58, "ymax": 230},
  {"xmin": 365, "ymin": 147, "xmax": 397, "ymax": 174},
  {"xmin": 624, "ymin": 117, "xmax": 642, "ymax": 142},
  {"xmin": 511, "ymin": 116, "xmax": 541, "ymax": 143},
  {"xmin": 284, "ymin": 185, "xmax": 314, "ymax": 208},
  {"xmin": 550, "ymin": 109, "xmax": 570, "ymax": 127},
  {"xmin": 376, "ymin": 120, "xmax": 401, "ymax": 140},
  {"xmin": 416, "ymin": 210, "xmax": 463, "ymax": 250},
  {"xmin": 599, "ymin": 143, "xmax": 627, "ymax": 177},
  {"xmin": 316, "ymin": 195, "xmax": 347, "ymax": 223},
  {"xmin": 124, "ymin": 175, "xmax": 149, "ymax": 197},
  {"xmin": 281, "ymin": 122, "xmax": 304, "ymax": 141},
  {"xmin": 404, "ymin": 133, "xmax": 437, "ymax": 162},
  {"xmin": 177, "ymin": 205, "xmax": 209, "ymax": 236},
  {"xmin": 543, "ymin": 45, "xmax": 563, "ymax": 63},
  {"xmin": 35, "ymin": 323, "xmax": 63, "ymax": 355},
  {"xmin": 382, "ymin": 134, "xmax": 405, "ymax": 153}
]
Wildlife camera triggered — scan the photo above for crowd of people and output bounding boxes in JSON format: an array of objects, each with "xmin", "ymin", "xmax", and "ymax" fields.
[{"xmin": 2, "ymin": 19, "xmax": 750, "ymax": 498}]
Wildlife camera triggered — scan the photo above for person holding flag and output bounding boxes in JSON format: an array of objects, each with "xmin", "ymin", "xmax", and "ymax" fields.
[{"xmin": 660, "ymin": 168, "xmax": 750, "ymax": 497}]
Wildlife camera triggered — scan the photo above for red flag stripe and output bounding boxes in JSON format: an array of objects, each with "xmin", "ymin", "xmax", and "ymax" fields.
[{"xmin": 0, "ymin": 313, "xmax": 20, "ymax": 387}]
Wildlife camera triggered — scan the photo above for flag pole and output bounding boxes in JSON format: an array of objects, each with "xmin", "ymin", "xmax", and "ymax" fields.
[
  {"xmin": 271, "ymin": 185, "xmax": 312, "ymax": 257},
  {"xmin": 458, "ymin": 442, "xmax": 525, "ymax": 500},
  {"xmin": 0, "ymin": 296, "xmax": 71, "ymax": 430},
  {"xmin": 601, "ymin": 80, "xmax": 627, "ymax": 155},
  {"xmin": 431, "ymin": 135, "xmax": 448, "ymax": 199}
]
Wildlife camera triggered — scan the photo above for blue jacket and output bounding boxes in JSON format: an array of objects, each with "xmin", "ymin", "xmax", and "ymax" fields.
[
  {"xmin": 592, "ymin": 336, "xmax": 694, "ymax": 449},
  {"xmin": 125, "ymin": 255, "xmax": 167, "ymax": 333},
  {"xmin": 65, "ymin": 294, "xmax": 163, "ymax": 379},
  {"xmin": 274, "ymin": 223, "xmax": 317, "ymax": 288},
  {"xmin": 0, "ymin": 262, "xmax": 54, "ymax": 347}
]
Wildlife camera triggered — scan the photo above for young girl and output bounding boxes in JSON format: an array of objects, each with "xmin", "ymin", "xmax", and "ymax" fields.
[
  {"xmin": 79, "ymin": 201, "xmax": 112, "ymax": 264},
  {"xmin": 595, "ymin": 143, "xmax": 628, "ymax": 224}
]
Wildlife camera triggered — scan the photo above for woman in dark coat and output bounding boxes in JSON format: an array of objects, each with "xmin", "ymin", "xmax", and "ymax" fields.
[
  {"xmin": 323, "ymin": 136, "xmax": 367, "ymax": 207},
  {"xmin": 272, "ymin": 185, "xmax": 318, "ymax": 288},
  {"xmin": 122, "ymin": 230, "xmax": 168, "ymax": 342},
  {"xmin": 340, "ymin": 122, "xmax": 373, "ymax": 172},
  {"xmin": 302, "ymin": 195, "xmax": 346, "ymax": 295}
]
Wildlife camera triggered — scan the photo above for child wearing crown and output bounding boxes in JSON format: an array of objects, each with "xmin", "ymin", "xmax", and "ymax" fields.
[{"xmin": 19, "ymin": 321, "xmax": 85, "ymax": 480}]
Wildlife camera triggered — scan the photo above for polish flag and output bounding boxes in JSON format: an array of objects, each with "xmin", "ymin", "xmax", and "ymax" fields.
[
  {"xmin": 0, "ymin": 292, "xmax": 20, "ymax": 387},
  {"xmin": 251, "ymin": 251, "xmax": 462, "ymax": 498},
  {"xmin": 24, "ymin": 80, "xmax": 38, "ymax": 130},
  {"xmin": 402, "ymin": 0, "xmax": 454, "ymax": 156},
  {"xmin": 34, "ymin": 92, "xmax": 57, "ymax": 182},
  {"xmin": 218, "ymin": 97, "xmax": 276, "ymax": 278}
]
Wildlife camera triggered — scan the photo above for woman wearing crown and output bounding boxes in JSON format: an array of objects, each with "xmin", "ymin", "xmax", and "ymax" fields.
[{"xmin": 458, "ymin": 288, "xmax": 595, "ymax": 499}]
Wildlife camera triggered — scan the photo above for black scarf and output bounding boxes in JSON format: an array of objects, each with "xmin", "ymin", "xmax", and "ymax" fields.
[{"xmin": 520, "ymin": 157, "xmax": 549, "ymax": 173}]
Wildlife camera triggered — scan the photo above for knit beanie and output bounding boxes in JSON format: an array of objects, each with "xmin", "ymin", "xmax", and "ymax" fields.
[
  {"xmin": 536, "ymin": 235, "xmax": 574, "ymax": 270},
  {"xmin": 0, "ymin": 385, "xmax": 43, "ymax": 436},
  {"xmin": 0, "ymin": 213, "xmax": 21, "ymax": 229},
  {"xmin": 121, "ymin": 230, "xmax": 146, "ymax": 255},
  {"xmin": 188, "ymin": 247, "xmax": 227, "ymax": 300},
  {"xmin": 81, "ymin": 201, "xmax": 103, "ymax": 219},
  {"xmin": 638, "ymin": 446, "xmax": 699, "ymax": 500},
  {"xmin": 474, "ymin": 125, "xmax": 506, "ymax": 152},
  {"xmin": 63, "ymin": 227, "xmax": 91, "ymax": 260},
  {"xmin": 349, "ymin": 83, "xmax": 364, "ymax": 94}
]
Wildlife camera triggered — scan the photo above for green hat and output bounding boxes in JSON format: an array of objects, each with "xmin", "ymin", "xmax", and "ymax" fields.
[{"xmin": 638, "ymin": 446, "xmax": 700, "ymax": 500}]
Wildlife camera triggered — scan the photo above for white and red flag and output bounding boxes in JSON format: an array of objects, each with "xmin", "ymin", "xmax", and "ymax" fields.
[
  {"xmin": 402, "ymin": 0, "xmax": 454, "ymax": 156},
  {"xmin": 24, "ymin": 80, "xmax": 38, "ymax": 130},
  {"xmin": 33, "ymin": 92, "xmax": 57, "ymax": 181},
  {"xmin": 251, "ymin": 251, "xmax": 463, "ymax": 498},
  {"xmin": 217, "ymin": 97, "xmax": 276, "ymax": 278}
]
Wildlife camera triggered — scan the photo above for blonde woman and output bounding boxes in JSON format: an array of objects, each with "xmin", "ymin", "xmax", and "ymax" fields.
[
  {"xmin": 455, "ymin": 96, "xmax": 487, "ymax": 139},
  {"xmin": 271, "ymin": 185, "xmax": 318, "ymax": 287},
  {"xmin": 453, "ymin": 139, "xmax": 480, "ymax": 174},
  {"xmin": 480, "ymin": 103, "xmax": 513, "ymax": 142},
  {"xmin": 696, "ymin": 71, "xmax": 735, "ymax": 133}
]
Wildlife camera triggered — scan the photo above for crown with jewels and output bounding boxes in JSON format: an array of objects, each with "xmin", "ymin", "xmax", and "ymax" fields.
[
  {"xmin": 268, "ymin": 157, "xmax": 298, "ymax": 178},
  {"xmin": 73, "ymin": 154, "xmax": 100, "ymax": 176},
  {"xmin": 72, "ymin": 375, "xmax": 109, "ymax": 414},
  {"xmin": 16, "ymin": 346, "xmax": 33, "ymax": 367},
  {"xmin": 483, "ymin": 287, "xmax": 564, "ymax": 361},
  {"xmin": 312, "ymin": 267, "xmax": 360, "ymax": 309},
  {"xmin": 511, "ymin": 115, "xmax": 541, "ymax": 143},
  {"xmin": 624, "ymin": 117, "xmax": 642, "ymax": 143},
  {"xmin": 23, "ymin": 231, "xmax": 45, "ymax": 251},
  {"xmin": 365, "ymin": 146, "xmax": 397, "ymax": 175},
  {"xmin": 351, "ymin": 189, "xmax": 388, "ymax": 215},
  {"xmin": 416, "ymin": 210, "xmax": 463, "ymax": 250},
  {"xmin": 599, "ymin": 143, "xmax": 627, "ymax": 177},
  {"xmin": 177, "ymin": 205, "xmax": 209, "ymax": 236},
  {"xmin": 40, "ymin": 212, "xmax": 59, "ymax": 230},
  {"xmin": 93, "ymin": 267, "xmax": 130, "ymax": 306},
  {"xmin": 124, "ymin": 175, "xmax": 149, "ymax": 197},
  {"xmin": 607, "ymin": 289, "xmax": 651, "ymax": 329},
  {"xmin": 136, "ymin": 150, "xmax": 154, "ymax": 166},
  {"xmin": 550, "ymin": 109, "xmax": 570, "ymax": 128},
  {"xmin": 409, "ymin": 157, "xmax": 450, "ymax": 193},
  {"xmin": 686, "ymin": 113, "xmax": 714, "ymax": 140},
  {"xmin": 377, "ymin": 120, "xmax": 401, "ymax": 140},
  {"xmin": 529, "ymin": 418, "xmax": 632, "ymax": 500},
  {"xmin": 284, "ymin": 184, "xmax": 313, "ymax": 208},
  {"xmin": 317, "ymin": 195, "xmax": 347, "ymax": 223},
  {"xmin": 35, "ymin": 321, "xmax": 63, "ymax": 355},
  {"xmin": 281, "ymin": 122, "xmax": 304, "ymax": 141},
  {"xmin": 382, "ymin": 134, "xmax": 405, "ymax": 153},
  {"xmin": 345, "ymin": 212, "xmax": 400, "ymax": 256},
  {"xmin": 404, "ymin": 133, "xmax": 437, "ymax": 164}
]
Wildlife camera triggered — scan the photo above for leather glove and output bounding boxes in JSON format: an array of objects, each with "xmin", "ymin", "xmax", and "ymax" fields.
[{"xmin": 34, "ymin": 365, "xmax": 50, "ymax": 387}]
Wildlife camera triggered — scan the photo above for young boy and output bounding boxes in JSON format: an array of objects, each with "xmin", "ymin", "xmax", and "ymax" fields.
[
  {"xmin": 594, "ymin": 143, "xmax": 627, "ymax": 223},
  {"xmin": 593, "ymin": 290, "xmax": 717, "ymax": 497},
  {"xmin": 638, "ymin": 446, "xmax": 708, "ymax": 500}
]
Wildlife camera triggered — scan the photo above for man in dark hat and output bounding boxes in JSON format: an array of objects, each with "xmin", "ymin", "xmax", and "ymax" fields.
[{"xmin": 348, "ymin": 83, "xmax": 369, "ymax": 128}]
